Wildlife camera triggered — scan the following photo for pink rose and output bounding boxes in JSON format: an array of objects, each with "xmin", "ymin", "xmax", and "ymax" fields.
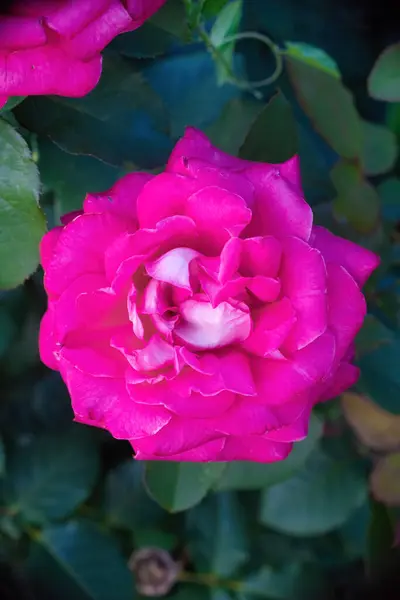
[
  {"xmin": 39, "ymin": 128, "xmax": 379, "ymax": 462},
  {"xmin": 0, "ymin": 0, "xmax": 167, "ymax": 109}
]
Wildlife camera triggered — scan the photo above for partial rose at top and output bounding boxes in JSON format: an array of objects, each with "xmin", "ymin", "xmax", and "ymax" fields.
[{"xmin": 0, "ymin": 0, "xmax": 167, "ymax": 109}]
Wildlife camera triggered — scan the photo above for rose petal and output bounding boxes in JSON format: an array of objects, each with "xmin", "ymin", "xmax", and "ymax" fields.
[
  {"xmin": 175, "ymin": 297, "xmax": 251, "ymax": 350},
  {"xmin": 146, "ymin": 247, "xmax": 199, "ymax": 291},
  {"xmin": 84, "ymin": 172, "xmax": 153, "ymax": 222},
  {"xmin": 253, "ymin": 331, "xmax": 336, "ymax": 405},
  {"xmin": 327, "ymin": 263, "xmax": 366, "ymax": 361},
  {"xmin": 133, "ymin": 438, "xmax": 226, "ymax": 462},
  {"xmin": 217, "ymin": 436, "xmax": 292, "ymax": 462},
  {"xmin": 280, "ymin": 236, "xmax": 327, "ymax": 352},
  {"xmin": 310, "ymin": 225, "xmax": 380, "ymax": 287},
  {"xmin": 243, "ymin": 298, "xmax": 297, "ymax": 356}
]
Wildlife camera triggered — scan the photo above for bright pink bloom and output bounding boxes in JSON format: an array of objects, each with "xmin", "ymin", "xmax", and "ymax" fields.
[
  {"xmin": 0, "ymin": 0, "xmax": 167, "ymax": 109},
  {"xmin": 39, "ymin": 128, "xmax": 379, "ymax": 462}
]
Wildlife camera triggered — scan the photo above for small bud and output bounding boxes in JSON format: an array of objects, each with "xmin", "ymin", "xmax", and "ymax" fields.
[{"xmin": 129, "ymin": 547, "xmax": 180, "ymax": 597}]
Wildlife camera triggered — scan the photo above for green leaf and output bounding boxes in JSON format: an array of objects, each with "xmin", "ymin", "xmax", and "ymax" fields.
[
  {"xmin": 215, "ymin": 414, "xmax": 322, "ymax": 491},
  {"xmin": 110, "ymin": 21, "xmax": 173, "ymax": 59},
  {"xmin": 0, "ymin": 119, "xmax": 46, "ymax": 289},
  {"xmin": 14, "ymin": 55, "xmax": 171, "ymax": 169},
  {"xmin": 0, "ymin": 437, "xmax": 5, "ymax": 478},
  {"xmin": 0, "ymin": 97, "xmax": 26, "ymax": 113},
  {"xmin": 150, "ymin": 0, "xmax": 190, "ymax": 40},
  {"xmin": 7, "ymin": 428, "xmax": 99, "ymax": 524},
  {"xmin": 378, "ymin": 177, "xmax": 400, "ymax": 222},
  {"xmin": 370, "ymin": 452, "xmax": 400, "ymax": 505},
  {"xmin": 361, "ymin": 121, "xmax": 398, "ymax": 176},
  {"xmin": 357, "ymin": 339, "xmax": 400, "ymax": 414},
  {"xmin": 286, "ymin": 55, "xmax": 362, "ymax": 159},
  {"xmin": 210, "ymin": 0, "xmax": 242, "ymax": 85},
  {"xmin": 187, "ymin": 492, "xmax": 249, "ymax": 577},
  {"xmin": 331, "ymin": 160, "xmax": 380, "ymax": 233},
  {"xmin": 284, "ymin": 42, "xmax": 340, "ymax": 77},
  {"xmin": 203, "ymin": 0, "xmax": 231, "ymax": 18},
  {"xmin": 145, "ymin": 462, "xmax": 226, "ymax": 512},
  {"xmin": 28, "ymin": 520, "xmax": 134, "ymax": 600},
  {"xmin": 355, "ymin": 315, "xmax": 394, "ymax": 356},
  {"xmin": 239, "ymin": 91, "xmax": 298, "ymax": 163},
  {"xmin": 260, "ymin": 449, "xmax": 366, "ymax": 536},
  {"xmin": 237, "ymin": 565, "xmax": 301, "ymax": 599},
  {"xmin": 366, "ymin": 500, "xmax": 396, "ymax": 577},
  {"xmin": 38, "ymin": 139, "xmax": 119, "ymax": 215},
  {"xmin": 104, "ymin": 460, "xmax": 163, "ymax": 531},
  {"xmin": 368, "ymin": 43, "xmax": 400, "ymax": 102},
  {"xmin": 206, "ymin": 97, "xmax": 262, "ymax": 155}
]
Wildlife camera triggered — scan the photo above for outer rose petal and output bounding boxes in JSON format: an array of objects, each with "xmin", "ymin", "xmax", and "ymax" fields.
[
  {"xmin": 310, "ymin": 226, "xmax": 380, "ymax": 287},
  {"xmin": 84, "ymin": 172, "xmax": 153, "ymax": 221},
  {"xmin": 59, "ymin": 360, "xmax": 172, "ymax": 439},
  {"xmin": 0, "ymin": 96, "xmax": 8, "ymax": 109},
  {"xmin": 133, "ymin": 438, "xmax": 226, "ymax": 462},
  {"xmin": 44, "ymin": 213, "xmax": 130, "ymax": 297},
  {"xmin": 167, "ymin": 128, "xmax": 312, "ymax": 241},
  {"xmin": 0, "ymin": 47, "xmax": 102, "ymax": 97},
  {"xmin": 280, "ymin": 236, "xmax": 327, "ymax": 352},
  {"xmin": 39, "ymin": 305, "xmax": 59, "ymax": 370},
  {"xmin": 217, "ymin": 437, "xmax": 292, "ymax": 462}
]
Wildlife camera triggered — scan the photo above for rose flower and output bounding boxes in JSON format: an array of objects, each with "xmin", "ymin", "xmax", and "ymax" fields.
[
  {"xmin": 0, "ymin": 0, "xmax": 167, "ymax": 109},
  {"xmin": 39, "ymin": 128, "xmax": 379, "ymax": 462}
]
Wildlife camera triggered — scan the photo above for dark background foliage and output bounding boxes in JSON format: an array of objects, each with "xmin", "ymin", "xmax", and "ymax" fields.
[{"xmin": 1, "ymin": 0, "xmax": 400, "ymax": 598}]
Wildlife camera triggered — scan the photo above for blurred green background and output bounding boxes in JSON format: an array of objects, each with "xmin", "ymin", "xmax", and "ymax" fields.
[{"xmin": 1, "ymin": 0, "xmax": 400, "ymax": 598}]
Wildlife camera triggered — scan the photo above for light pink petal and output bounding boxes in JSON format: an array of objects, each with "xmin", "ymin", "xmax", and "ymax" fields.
[
  {"xmin": 280, "ymin": 236, "xmax": 327, "ymax": 352},
  {"xmin": 217, "ymin": 437, "xmax": 292, "ymax": 462},
  {"xmin": 243, "ymin": 298, "xmax": 297, "ymax": 356},
  {"xmin": 136, "ymin": 172, "xmax": 198, "ymax": 229},
  {"xmin": 327, "ymin": 263, "xmax": 366, "ymax": 361},
  {"xmin": 113, "ymin": 333, "xmax": 175, "ymax": 373},
  {"xmin": 84, "ymin": 172, "xmax": 153, "ymax": 222},
  {"xmin": 175, "ymin": 297, "xmax": 251, "ymax": 350},
  {"xmin": 218, "ymin": 237, "xmax": 242, "ymax": 283},
  {"xmin": 253, "ymin": 331, "xmax": 336, "ymax": 405},
  {"xmin": 244, "ymin": 163, "xmax": 313, "ymax": 241},
  {"xmin": 310, "ymin": 226, "xmax": 380, "ymax": 287},
  {"xmin": 146, "ymin": 247, "xmax": 199, "ymax": 290},
  {"xmin": 127, "ymin": 285, "xmax": 144, "ymax": 340},
  {"xmin": 241, "ymin": 236, "xmax": 282, "ymax": 278},
  {"xmin": 133, "ymin": 438, "xmax": 226, "ymax": 462},
  {"xmin": 0, "ymin": 16, "xmax": 46, "ymax": 50},
  {"xmin": 185, "ymin": 186, "xmax": 252, "ymax": 250},
  {"xmin": 0, "ymin": 47, "xmax": 102, "ymax": 97},
  {"xmin": 61, "ymin": 2, "xmax": 132, "ymax": 60},
  {"xmin": 59, "ymin": 361, "xmax": 172, "ymax": 439},
  {"xmin": 44, "ymin": 213, "xmax": 129, "ymax": 297}
]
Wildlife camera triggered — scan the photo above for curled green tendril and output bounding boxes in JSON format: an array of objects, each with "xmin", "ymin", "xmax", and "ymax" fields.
[{"xmin": 200, "ymin": 29, "xmax": 283, "ymax": 96}]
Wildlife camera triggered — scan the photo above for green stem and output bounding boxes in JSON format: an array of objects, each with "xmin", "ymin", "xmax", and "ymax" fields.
[
  {"xmin": 178, "ymin": 570, "xmax": 242, "ymax": 592},
  {"xmin": 198, "ymin": 26, "xmax": 283, "ymax": 96}
]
